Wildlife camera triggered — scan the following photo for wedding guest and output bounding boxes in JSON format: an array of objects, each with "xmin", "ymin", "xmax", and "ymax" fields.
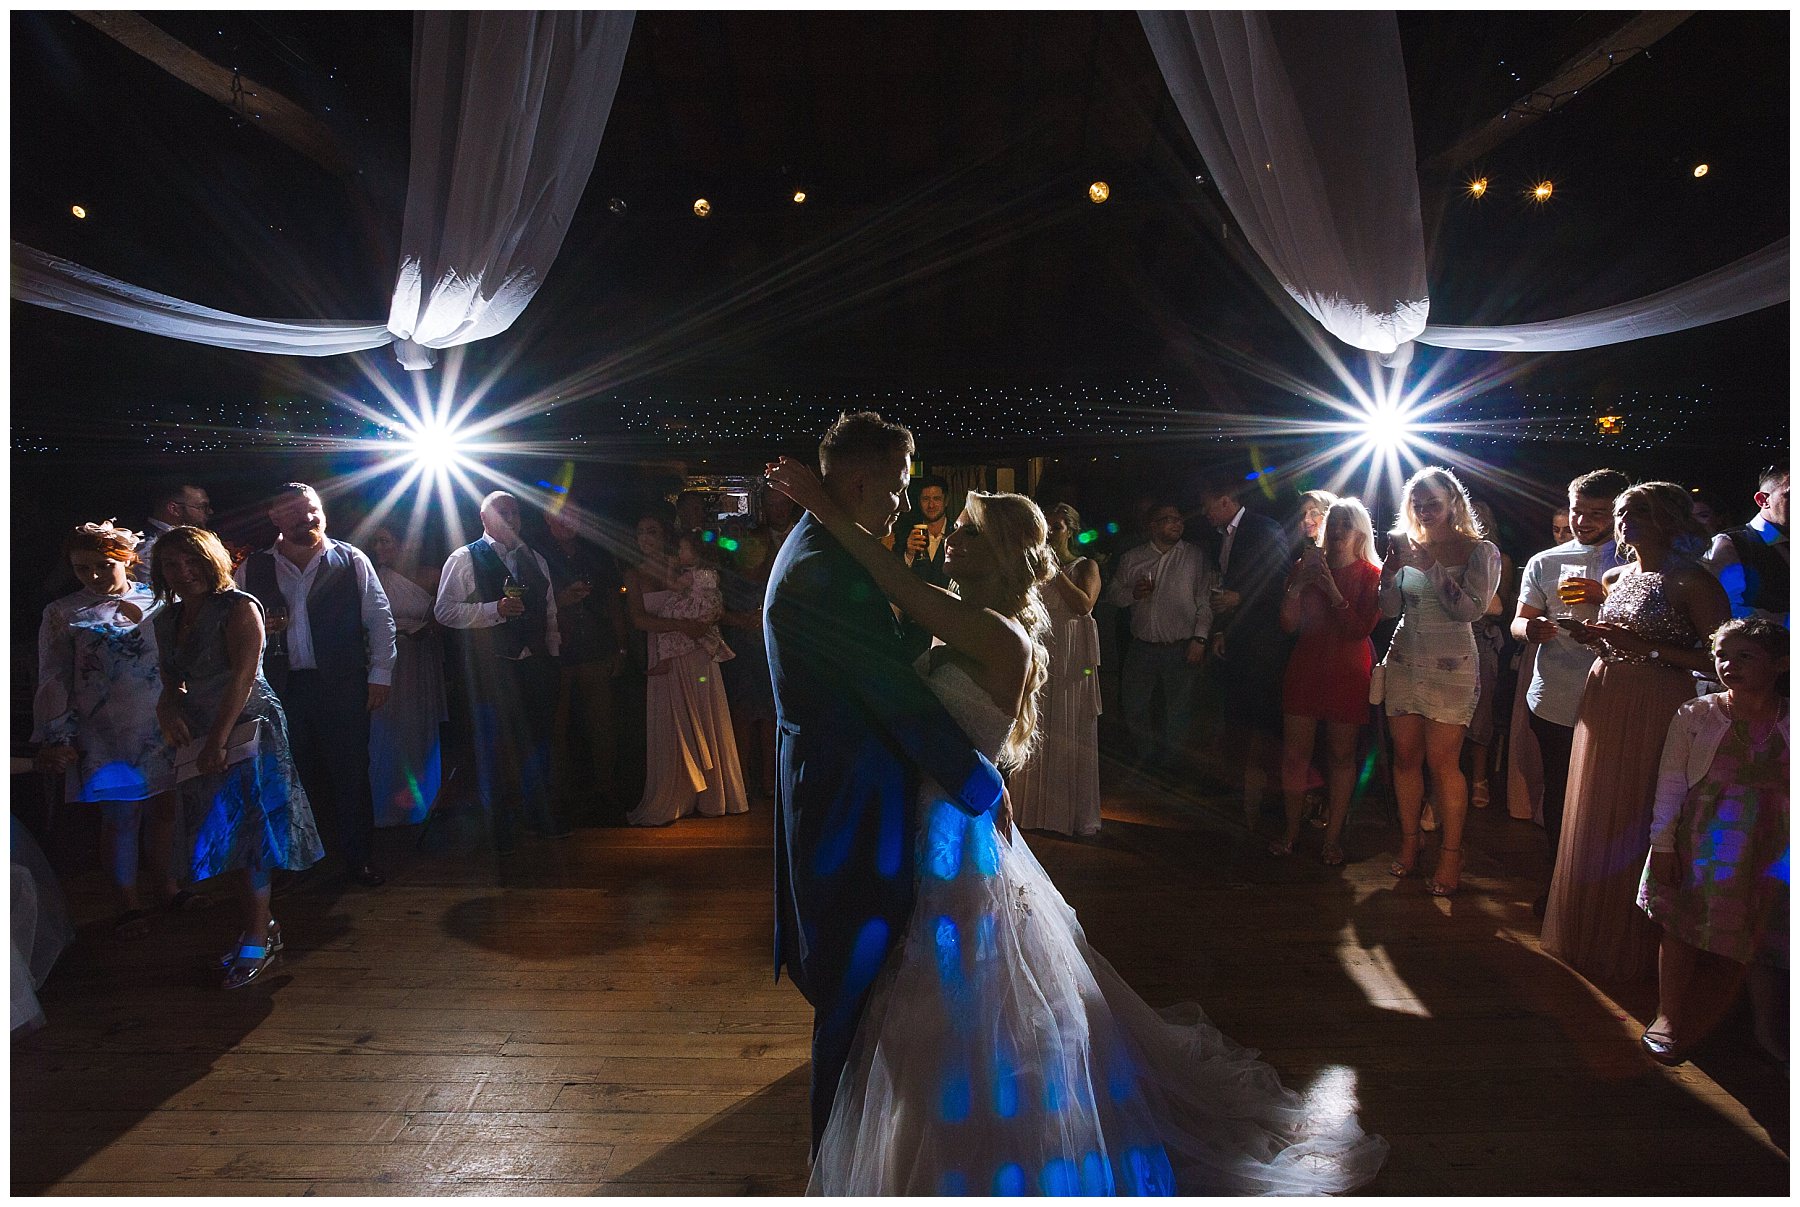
[
  {"xmin": 1199, "ymin": 478, "xmax": 1293, "ymax": 823},
  {"xmin": 1703, "ymin": 464, "xmax": 1788, "ymax": 627},
  {"xmin": 237, "ymin": 484, "xmax": 396, "ymax": 888},
  {"xmin": 675, "ymin": 491, "xmax": 710, "ymax": 537},
  {"xmin": 1542, "ymin": 482, "xmax": 1731, "ymax": 984},
  {"xmin": 1291, "ymin": 489, "xmax": 1338, "ymax": 554},
  {"xmin": 1103, "ymin": 502, "xmax": 1212, "ymax": 772},
  {"xmin": 367, "ymin": 524, "xmax": 448, "ymax": 828},
  {"xmin": 541, "ymin": 502, "xmax": 630, "ymax": 825},
  {"xmin": 1510, "ymin": 469, "xmax": 1631, "ymax": 914},
  {"xmin": 625, "ymin": 525, "xmax": 748, "ymax": 825},
  {"xmin": 33, "ymin": 520, "xmax": 181, "ymax": 938},
  {"xmin": 1272, "ymin": 498, "xmax": 1382, "ymax": 863},
  {"xmin": 133, "ymin": 479, "xmax": 214, "ymax": 583},
  {"xmin": 151, "ymin": 527, "xmax": 324, "ymax": 989},
  {"xmin": 435, "ymin": 491, "xmax": 568, "ymax": 855},
  {"xmin": 721, "ymin": 522, "xmax": 779, "ymax": 803},
  {"xmin": 1466, "ymin": 498, "xmax": 1518, "ymax": 810},
  {"xmin": 1549, "ymin": 508, "xmax": 1574, "ymax": 547},
  {"xmin": 1636, "ymin": 618, "xmax": 1788, "ymax": 1065},
  {"xmin": 1688, "ymin": 488, "xmax": 1729, "ymax": 539},
  {"xmin": 764, "ymin": 485, "xmax": 801, "ymax": 550},
  {"xmin": 1378, "ymin": 467, "xmax": 1502, "ymax": 896},
  {"xmin": 901, "ymin": 475, "xmax": 952, "ymax": 589},
  {"xmin": 1010, "ymin": 503, "xmax": 1103, "ymax": 836}
]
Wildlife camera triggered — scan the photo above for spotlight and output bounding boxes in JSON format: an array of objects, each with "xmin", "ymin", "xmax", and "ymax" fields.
[
  {"xmin": 1357, "ymin": 404, "xmax": 1415, "ymax": 452},
  {"xmin": 1529, "ymin": 180, "xmax": 1553, "ymax": 202},
  {"xmin": 1467, "ymin": 177, "xmax": 1488, "ymax": 198},
  {"xmin": 1693, "ymin": 163, "xmax": 1709, "ymax": 178},
  {"xmin": 400, "ymin": 416, "xmax": 480, "ymax": 473},
  {"xmin": 70, "ymin": 204, "xmax": 87, "ymax": 219},
  {"xmin": 791, "ymin": 190, "xmax": 807, "ymax": 204},
  {"xmin": 1088, "ymin": 181, "xmax": 1110, "ymax": 204},
  {"xmin": 692, "ymin": 198, "xmax": 712, "ymax": 218}
]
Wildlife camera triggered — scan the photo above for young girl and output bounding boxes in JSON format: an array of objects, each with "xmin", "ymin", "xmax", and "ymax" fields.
[{"xmin": 1637, "ymin": 618, "xmax": 1788, "ymax": 1064}]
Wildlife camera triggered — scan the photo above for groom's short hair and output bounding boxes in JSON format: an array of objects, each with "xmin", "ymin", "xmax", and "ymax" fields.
[{"xmin": 819, "ymin": 411, "xmax": 914, "ymax": 475}]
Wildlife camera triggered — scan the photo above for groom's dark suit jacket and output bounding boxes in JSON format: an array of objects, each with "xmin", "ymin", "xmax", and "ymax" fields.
[{"xmin": 764, "ymin": 511, "xmax": 1003, "ymax": 1147}]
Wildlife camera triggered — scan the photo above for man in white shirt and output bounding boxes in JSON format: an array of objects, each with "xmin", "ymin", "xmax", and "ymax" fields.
[
  {"xmin": 436, "ymin": 491, "xmax": 566, "ymax": 854},
  {"xmin": 237, "ymin": 483, "xmax": 397, "ymax": 887},
  {"xmin": 1703, "ymin": 464, "xmax": 1788, "ymax": 627},
  {"xmin": 1511, "ymin": 467, "xmax": 1631, "ymax": 916},
  {"xmin": 134, "ymin": 479, "xmax": 214, "ymax": 584},
  {"xmin": 1103, "ymin": 503, "xmax": 1213, "ymax": 773}
]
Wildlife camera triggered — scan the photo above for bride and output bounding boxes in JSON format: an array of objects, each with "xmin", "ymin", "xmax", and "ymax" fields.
[{"xmin": 765, "ymin": 459, "xmax": 1387, "ymax": 1197}]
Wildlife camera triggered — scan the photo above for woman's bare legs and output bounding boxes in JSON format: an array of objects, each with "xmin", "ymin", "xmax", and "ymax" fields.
[
  {"xmin": 1387, "ymin": 713, "xmax": 1427, "ymax": 876},
  {"xmin": 1424, "ymin": 720, "xmax": 1469, "ymax": 893},
  {"xmin": 1320, "ymin": 721, "xmax": 1361, "ymax": 862},
  {"xmin": 1277, "ymin": 713, "xmax": 1318, "ymax": 852}
]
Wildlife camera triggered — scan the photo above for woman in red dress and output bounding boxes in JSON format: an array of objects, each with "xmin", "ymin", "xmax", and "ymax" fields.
[{"xmin": 1272, "ymin": 498, "xmax": 1384, "ymax": 863}]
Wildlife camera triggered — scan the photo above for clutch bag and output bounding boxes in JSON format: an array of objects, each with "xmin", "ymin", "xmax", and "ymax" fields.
[{"xmin": 174, "ymin": 719, "xmax": 264, "ymax": 783}]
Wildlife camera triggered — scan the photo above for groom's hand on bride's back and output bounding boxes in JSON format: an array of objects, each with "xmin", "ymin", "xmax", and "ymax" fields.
[{"xmin": 995, "ymin": 787, "xmax": 1014, "ymax": 843}]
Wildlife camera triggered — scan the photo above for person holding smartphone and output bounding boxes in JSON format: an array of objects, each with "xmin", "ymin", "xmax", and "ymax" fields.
[
  {"xmin": 1377, "ymin": 467, "xmax": 1502, "ymax": 897},
  {"xmin": 1273, "ymin": 498, "xmax": 1383, "ymax": 864}
]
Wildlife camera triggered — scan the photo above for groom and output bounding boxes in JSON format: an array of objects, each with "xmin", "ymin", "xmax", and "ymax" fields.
[{"xmin": 764, "ymin": 411, "xmax": 1006, "ymax": 1152}]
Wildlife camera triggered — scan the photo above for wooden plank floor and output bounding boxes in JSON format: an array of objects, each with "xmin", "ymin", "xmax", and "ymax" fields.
[{"xmin": 13, "ymin": 761, "xmax": 1788, "ymax": 1196}]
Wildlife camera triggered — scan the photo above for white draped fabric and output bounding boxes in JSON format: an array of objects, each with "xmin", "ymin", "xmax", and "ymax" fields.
[
  {"xmin": 1138, "ymin": 11, "xmax": 1429, "ymax": 355},
  {"xmin": 11, "ymin": 11, "xmax": 634, "ymax": 371},
  {"xmin": 387, "ymin": 11, "xmax": 635, "ymax": 369},
  {"xmin": 12, "ymin": 242, "xmax": 394, "ymax": 357},
  {"xmin": 1141, "ymin": 11, "xmax": 1785, "ymax": 359},
  {"xmin": 1418, "ymin": 237, "xmax": 1789, "ymax": 352}
]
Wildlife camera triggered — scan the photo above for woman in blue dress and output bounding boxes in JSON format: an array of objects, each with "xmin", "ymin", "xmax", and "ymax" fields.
[
  {"xmin": 151, "ymin": 527, "xmax": 324, "ymax": 989},
  {"xmin": 32, "ymin": 520, "xmax": 181, "ymax": 938},
  {"xmin": 767, "ymin": 459, "xmax": 1386, "ymax": 1196}
]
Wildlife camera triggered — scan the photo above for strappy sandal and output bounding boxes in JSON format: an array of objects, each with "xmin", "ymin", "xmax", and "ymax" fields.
[
  {"xmin": 1388, "ymin": 830, "xmax": 1420, "ymax": 878},
  {"xmin": 216, "ymin": 920, "xmax": 283, "ymax": 970},
  {"xmin": 1429, "ymin": 847, "xmax": 1464, "ymax": 897},
  {"xmin": 113, "ymin": 908, "xmax": 153, "ymax": 941},
  {"xmin": 1320, "ymin": 843, "xmax": 1346, "ymax": 867},
  {"xmin": 1267, "ymin": 838, "xmax": 1295, "ymax": 857},
  {"xmin": 222, "ymin": 941, "xmax": 278, "ymax": 990}
]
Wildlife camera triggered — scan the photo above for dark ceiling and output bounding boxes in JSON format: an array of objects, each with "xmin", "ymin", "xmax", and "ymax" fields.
[{"xmin": 9, "ymin": 10, "xmax": 1791, "ymax": 460}]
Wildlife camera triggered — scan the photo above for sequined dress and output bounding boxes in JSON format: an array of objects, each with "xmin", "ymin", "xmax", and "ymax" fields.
[
  {"xmin": 1542, "ymin": 570, "xmax": 1699, "ymax": 983},
  {"xmin": 809, "ymin": 654, "xmax": 1387, "ymax": 1196}
]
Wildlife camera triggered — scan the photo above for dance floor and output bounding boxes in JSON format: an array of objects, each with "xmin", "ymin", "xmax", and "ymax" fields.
[{"xmin": 12, "ymin": 763, "xmax": 1788, "ymax": 1195}]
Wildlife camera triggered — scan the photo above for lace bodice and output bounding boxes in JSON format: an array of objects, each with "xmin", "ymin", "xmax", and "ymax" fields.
[
  {"xmin": 917, "ymin": 652, "xmax": 1016, "ymax": 762},
  {"xmin": 1597, "ymin": 569, "xmax": 1699, "ymax": 664}
]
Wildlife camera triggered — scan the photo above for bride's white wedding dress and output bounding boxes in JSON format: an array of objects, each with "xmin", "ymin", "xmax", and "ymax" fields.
[{"xmin": 809, "ymin": 656, "xmax": 1387, "ymax": 1196}]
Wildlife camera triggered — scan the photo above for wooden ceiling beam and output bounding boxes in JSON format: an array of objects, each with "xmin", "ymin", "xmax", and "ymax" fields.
[
  {"xmin": 72, "ymin": 10, "xmax": 350, "ymax": 176},
  {"xmin": 1417, "ymin": 10, "xmax": 1694, "ymax": 181}
]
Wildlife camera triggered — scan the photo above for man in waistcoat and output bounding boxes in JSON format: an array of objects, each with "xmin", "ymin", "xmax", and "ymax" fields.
[
  {"xmin": 237, "ymin": 483, "xmax": 396, "ymax": 887},
  {"xmin": 435, "ymin": 491, "xmax": 568, "ymax": 855},
  {"xmin": 1705, "ymin": 464, "xmax": 1789, "ymax": 628}
]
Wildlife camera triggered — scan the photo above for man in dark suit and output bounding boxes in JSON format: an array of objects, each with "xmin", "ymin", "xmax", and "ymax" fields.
[
  {"xmin": 764, "ymin": 412, "xmax": 1005, "ymax": 1153},
  {"xmin": 1199, "ymin": 478, "xmax": 1294, "ymax": 824},
  {"xmin": 899, "ymin": 474, "xmax": 952, "ymax": 589}
]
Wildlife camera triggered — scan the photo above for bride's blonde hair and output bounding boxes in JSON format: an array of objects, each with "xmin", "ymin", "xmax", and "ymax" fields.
[{"xmin": 957, "ymin": 492, "xmax": 1057, "ymax": 771}]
